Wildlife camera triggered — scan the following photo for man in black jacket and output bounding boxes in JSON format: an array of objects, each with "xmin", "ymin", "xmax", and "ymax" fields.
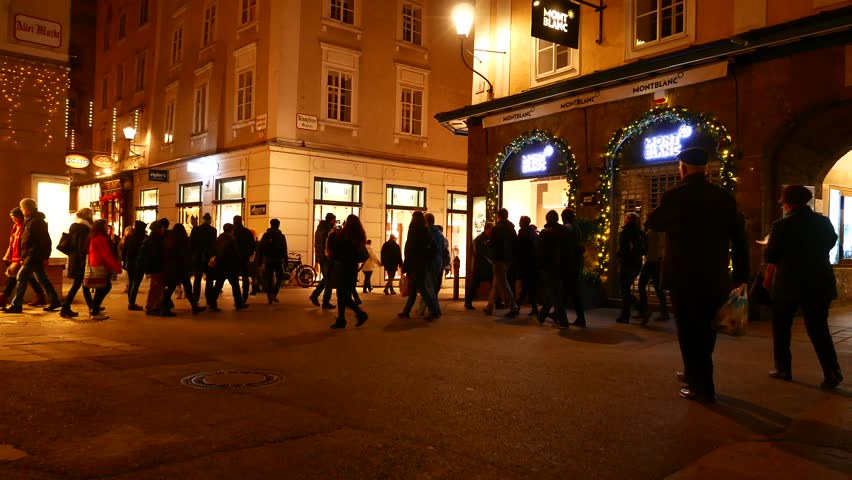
[
  {"xmin": 309, "ymin": 213, "xmax": 336, "ymax": 308},
  {"xmin": 616, "ymin": 212, "xmax": 646, "ymax": 323},
  {"xmin": 60, "ymin": 208, "xmax": 94, "ymax": 318},
  {"xmin": 190, "ymin": 213, "xmax": 217, "ymax": 306},
  {"xmin": 123, "ymin": 220, "xmax": 148, "ymax": 311},
  {"xmin": 764, "ymin": 185, "xmax": 842, "ymax": 389},
  {"xmin": 380, "ymin": 234, "xmax": 402, "ymax": 295},
  {"xmin": 208, "ymin": 223, "xmax": 247, "ymax": 312},
  {"xmin": 646, "ymin": 147, "xmax": 748, "ymax": 403},
  {"xmin": 485, "ymin": 208, "xmax": 518, "ymax": 317},
  {"xmin": 232, "ymin": 215, "xmax": 256, "ymax": 304},
  {"xmin": 515, "ymin": 216, "xmax": 539, "ymax": 316},
  {"xmin": 5, "ymin": 198, "xmax": 61, "ymax": 313},
  {"xmin": 537, "ymin": 210, "xmax": 575, "ymax": 327},
  {"xmin": 464, "ymin": 222, "xmax": 494, "ymax": 310},
  {"xmin": 258, "ymin": 218, "xmax": 288, "ymax": 304}
]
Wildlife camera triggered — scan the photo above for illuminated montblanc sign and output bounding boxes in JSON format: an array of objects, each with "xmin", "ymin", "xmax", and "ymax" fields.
[
  {"xmin": 521, "ymin": 145, "xmax": 554, "ymax": 174},
  {"xmin": 644, "ymin": 125, "xmax": 693, "ymax": 160},
  {"xmin": 531, "ymin": 0, "xmax": 580, "ymax": 49},
  {"xmin": 543, "ymin": 7, "xmax": 575, "ymax": 32}
]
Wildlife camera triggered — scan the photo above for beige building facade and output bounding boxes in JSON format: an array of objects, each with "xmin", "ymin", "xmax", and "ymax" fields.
[{"xmin": 88, "ymin": 0, "xmax": 472, "ymax": 276}]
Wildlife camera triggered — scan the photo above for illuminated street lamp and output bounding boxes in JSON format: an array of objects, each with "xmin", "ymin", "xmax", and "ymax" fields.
[
  {"xmin": 452, "ymin": 2, "xmax": 494, "ymax": 100},
  {"xmin": 122, "ymin": 126, "xmax": 145, "ymax": 161}
]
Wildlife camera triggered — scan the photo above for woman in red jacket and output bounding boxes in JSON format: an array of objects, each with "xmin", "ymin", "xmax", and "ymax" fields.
[{"xmin": 88, "ymin": 219, "xmax": 122, "ymax": 320}]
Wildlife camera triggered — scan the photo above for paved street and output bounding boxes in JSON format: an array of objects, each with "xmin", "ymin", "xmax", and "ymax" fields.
[{"xmin": 0, "ymin": 283, "xmax": 850, "ymax": 479}]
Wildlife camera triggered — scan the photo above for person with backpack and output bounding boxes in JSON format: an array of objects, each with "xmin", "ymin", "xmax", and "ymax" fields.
[
  {"xmin": 616, "ymin": 212, "xmax": 647, "ymax": 324},
  {"xmin": 207, "ymin": 223, "xmax": 248, "ymax": 312},
  {"xmin": 257, "ymin": 218, "xmax": 287, "ymax": 304},
  {"xmin": 59, "ymin": 208, "xmax": 94, "ymax": 318}
]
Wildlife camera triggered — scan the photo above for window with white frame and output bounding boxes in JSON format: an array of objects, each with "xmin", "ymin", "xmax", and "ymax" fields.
[
  {"xmin": 171, "ymin": 26, "xmax": 183, "ymax": 65},
  {"xmin": 401, "ymin": 2, "xmax": 423, "ymax": 45},
  {"xmin": 193, "ymin": 83, "xmax": 208, "ymax": 133},
  {"xmin": 535, "ymin": 39, "xmax": 576, "ymax": 78},
  {"xmin": 202, "ymin": 2, "xmax": 217, "ymax": 47},
  {"xmin": 627, "ymin": 0, "xmax": 695, "ymax": 58},
  {"xmin": 137, "ymin": 188, "xmax": 159, "ymax": 226},
  {"xmin": 396, "ymin": 64, "xmax": 428, "ymax": 137},
  {"xmin": 135, "ymin": 52, "xmax": 146, "ymax": 91},
  {"xmin": 330, "ymin": 0, "xmax": 355, "ymax": 25},
  {"xmin": 321, "ymin": 45, "xmax": 359, "ymax": 125},
  {"xmin": 163, "ymin": 99, "xmax": 175, "ymax": 144},
  {"xmin": 240, "ymin": 0, "xmax": 257, "ymax": 26},
  {"xmin": 236, "ymin": 70, "xmax": 253, "ymax": 121}
]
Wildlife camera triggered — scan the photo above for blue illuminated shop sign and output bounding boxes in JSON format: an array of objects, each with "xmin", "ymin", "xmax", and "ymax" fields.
[
  {"xmin": 644, "ymin": 124, "xmax": 693, "ymax": 161},
  {"xmin": 502, "ymin": 140, "xmax": 567, "ymax": 181}
]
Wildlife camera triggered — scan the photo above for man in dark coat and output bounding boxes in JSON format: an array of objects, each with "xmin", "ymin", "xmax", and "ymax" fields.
[
  {"xmin": 310, "ymin": 213, "xmax": 336, "ymax": 308},
  {"xmin": 537, "ymin": 210, "xmax": 574, "ymax": 328},
  {"xmin": 616, "ymin": 212, "xmax": 646, "ymax": 323},
  {"xmin": 486, "ymin": 208, "xmax": 518, "ymax": 317},
  {"xmin": 464, "ymin": 222, "xmax": 494, "ymax": 310},
  {"xmin": 208, "ymin": 223, "xmax": 247, "ymax": 312},
  {"xmin": 380, "ymin": 234, "xmax": 402, "ymax": 295},
  {"xmin": 646, "ymin": 147, "xmax": 749, "ymax": 403},
  {"xmin": 763, "ymin": 185, "xmax": 843, "ymax": 389},
  {"xmin": 190, "ymin": 213, "xmax": 217, "ymax": 306},
  {"xmin": 5, "ymin": 198, "xmax": 61, "ymax": 313},
  {"xmin": 123, "ymin": 220, "xmax": 148, "ymax": 310},
  {"xmin": 232, "ymin": 215, "xmax": 256, "ymax": 304},
  {"xmin": 60, "ymin": 208, "xmax": 94, "ymax": 318},
  {"xmin": 138, "ymin": 221, "xmax": 166, "ymax": 315},
  {"xmin": 257, "ymin": 218, "xmax": 288, "ymax": 304},
  {"xmin": 562, "ymin": 208, "xmax": 586, "ymax": 327},
  {"xmin": 514, "ymin": 216, "xmax": 539, "ymax": 316}
]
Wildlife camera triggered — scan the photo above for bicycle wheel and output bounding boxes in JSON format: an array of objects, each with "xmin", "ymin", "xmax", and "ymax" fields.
[{"xmin": 296, "ymin": 266, "xmax": 316, "ymax": 288}]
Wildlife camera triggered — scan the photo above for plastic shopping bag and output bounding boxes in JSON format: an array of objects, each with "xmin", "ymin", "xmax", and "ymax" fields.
[{"xmin": 713, "ymin": 285, "xmax": 748, "ymax": 336}]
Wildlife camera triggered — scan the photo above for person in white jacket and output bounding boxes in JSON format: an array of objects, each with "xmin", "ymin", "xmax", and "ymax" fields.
[{"xmin": 361, "ymin": 239, "xmax": 382, "ymax": 293}]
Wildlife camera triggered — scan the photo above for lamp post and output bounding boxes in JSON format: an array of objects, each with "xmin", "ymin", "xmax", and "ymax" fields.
[
  {"xmin": 122, "ymin": 126, "xmax": 145, "ymax": 161},
  {"xmin": 452, "ymin": 3, "xmax": 494, "ymax": 101}
]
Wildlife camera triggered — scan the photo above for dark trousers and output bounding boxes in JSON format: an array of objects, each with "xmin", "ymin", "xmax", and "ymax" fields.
[
  {"xmin": 772, "ymin": 298, "xmax": 840, "ymax": 378},
  {"xmin": 384, "ymin": 268, "xmax": 398, "ymax": 293},
  {"xmin": 516, "ymin": 270, "xmax": 538, "ymax": 311},
  {"xmin": 562, "ymin": 274, "xmax": 585, "ymax": 321},
  {"xmin": 209, "ymin": 272, "xmax": 242, "ymax": 308},
  {"xmin": 264, "ymin": 261, "xmax": 284, "ymax": 298},
  {"xmin": 162, "ymin": 274, "xmax": 194, "ymax": 311},
  {"xmin": 362, "ymin": 271, "xmax": 373, "ymax": 292},
  {"xmin": 403, "ymin": 271, "xmax": 441, "ymax": 316},
  {"xmin": 539, "ymin": 274, "xmax": 566, "ymax": 324},
  {"xmin": 619, "ymin": 262, "xmax": 642, "ymax": 319},
  {"xmin": 671, "ymin": 291, "xmax": 724, "ymax": 397},
  {"xmin": 311, "ymin": 260, "xmax": 334, "ymax": 304},
  {"xmin": 62, "ymin": 275, "xmax": 93, "ymax": 311},
  {"xmin": 127, "ymin": 267, "xmax": 144, "ymax": 306},
  {"xmin": 12, "ymin": 261, "xmax": 59, "ymax": 308},
  {"xmin": 91, "ymin": 279, "xmax": 112, "ymax": 315},
  {"xmin": 464, "ymin": 264, "xmax": 492, "ymax": 306},
  {"xmin": 191, "ymin": 267, "xmax": 214, "ymax": 305},
  {"xmin": 335, "ymin": 272, "xmax": 364, "ymax": 323},
  {"xmin": 3, "ymin": 275, "xmax": 43, "ymax": 298},
  {"xmin": 240, "ymin": 263, "xmax": 252, "ymax": 302},
  {"xmin": 638, "ymin": 260, "xmax": 667, "ymax": 315}
]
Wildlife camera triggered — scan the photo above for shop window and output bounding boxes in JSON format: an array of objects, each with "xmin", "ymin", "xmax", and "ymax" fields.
[
  {"xmin": 202, "ymin": 2, "xmax": 217, "ymax": 47},
  {"xmin": 826, "ymin": 188, "xmax": 847, "ymax": 264},
  {"xmin": 137, "ymin": 188, "xmax": 159, "ymax": 228},
  {"xmin": 214, "ymin": 177, "xmax": 246, "ymax": 232},
  {"xmin": 171, "ymin": 26, "xmax": 183, "ymax": 66},
  {"xmin": 401, "ymin": 2, "xmax": 423, "ymax": 46},
  {"xmin": 447, "ymin": 192, "xmax": 468, "ymax": 278},
  {"xmin": 178, "ymin": 182, "xmax": 203, "ymax": 231},
  {"xmin": 240, "ymin": 0, "xmax": 257, "ymax": 26},
  {"xmin": 386, "ymin": 185, "xmax": 426, "ymax": 267},
  {"xmin": 627, "ymin": 0, "xmax": 695, "ymax": 59},
  {"xmin": 34, "ymin": 175, "xmax": 71, "ymax": 258},
  {"xmin": 312, "ymin": 178, "xmax": 363, "ymax": 262},
  {"xmin": 330, "ymin": 0, "xmax": 355, "ymax": 25},
  {"xmin": 533, "ymin": 39, "xmax": 578, "ymax": 84},
  {"xmin": 396, "ymin": 65, "xmax": 428, "ymax": 138},
  {"xmin": 649, "ymin": 173, "xmax": 680, "ymax": 210}
]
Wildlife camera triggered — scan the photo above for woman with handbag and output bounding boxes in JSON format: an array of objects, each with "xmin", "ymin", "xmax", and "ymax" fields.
[
  {"xmin": 59, "ymin": 208, "xmax": 94, "ymax": 318},
  {"xmin": 327, "ymin": 214, "xmax": 368, "ymax": 329},
  {"xmin": 86, "ymin": 219, "xmax": 122, "ymax": 320}
]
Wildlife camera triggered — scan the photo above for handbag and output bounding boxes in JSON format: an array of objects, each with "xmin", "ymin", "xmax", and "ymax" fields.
[
  {"xmin": 83, "ymin": 264, "xmax": 109, "ymax": 289},
  {"xmin": 56, "ymin": 232, "xmax": 73, "ymax": 255},
  {"xmin": 398, "ymin": 273, "xmax": 410, "ymax": 297},
  {"xmin": 713, "ymin": 285, "xmax": 748, "ymax": 336}
]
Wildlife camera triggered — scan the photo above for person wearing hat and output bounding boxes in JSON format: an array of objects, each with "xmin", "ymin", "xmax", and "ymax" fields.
[
  {"xmin": 646, "ymin": 147, "xmax": 749, "ymax": 403},
  {"xmin": 4, "ymin": 198, "xmax": 62, "ymax": 313},
  {"xmin": 190, "ymin": 212, "xmax": 217, "ymax": 308},
  {"xmin": 122, "ymin": 220, "xmax": 149, "ymax": 310},
  {"xmin": 309, "ymin": 212, "xmax": 337, "ymax": 309},
  {"xmin": 59, "ymin": 208, "xmax": 95, "ymax": 317},
  {"xmin": 1, "ymin": 207, "xmax": 46, "ymax": 310},
  {"xmin": 762, "ymin": 185, "xmax": 843, "ymax": 389}
]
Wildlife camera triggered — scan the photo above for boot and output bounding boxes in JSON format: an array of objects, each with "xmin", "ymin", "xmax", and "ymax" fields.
[
  {"xmin": 28, "ymin": 293, "xmax": 47, "ymax": 307},
  {"xmin": 0, "ymin": 293, "xmax": 6, "ymax": 311}
]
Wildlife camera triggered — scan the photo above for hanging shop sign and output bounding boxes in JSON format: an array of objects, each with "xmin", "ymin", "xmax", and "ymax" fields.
[
  {"xmin": 501, "ymin": 140, "xmax": 568, "ymax": 182},
  {"xmin": 92, "ymin": 154, "xmax": 114, "ymax": 168},
  {"xmin": 483, "ymin": 61, "xmax": 728, "ymax": 129},
  {"xmin": 531, "ymin": 0, "xmax": 580, "ymax": 49},
  {"xmin": 148, "ymin": 169, "xmax": 169, "ymax": 182},
  {"xmin": 250, "ymin": 204, "xmax": 266, "ymax": 216},
  {"xmin": 64, "ymin": 154, "xmax": 90, "ymax": 168},
  {"xmin": 622, "ymin": 119, "xmax": 717, "ymax": 166},
  {"xmin": 14, "ymin": 14, "xmax": 62, "ymax": 48}
]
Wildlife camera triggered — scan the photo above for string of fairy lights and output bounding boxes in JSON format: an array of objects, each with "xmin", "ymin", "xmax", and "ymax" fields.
[
  {"xmin": 486, "ymin": 129, "xmax": 580, "ymax": 219},
  {"xmin": 0, "ymin": 57, "xmax": 69, "ymax": 148},
  {"xmin": 593, "ymin": 106, "xmax": 736, "ymax": 280}
]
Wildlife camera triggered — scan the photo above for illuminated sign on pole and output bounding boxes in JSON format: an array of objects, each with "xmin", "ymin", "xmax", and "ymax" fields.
[
  {"xmin": 530, "ymin": 0, "xmax": 580, "ymax": 49},
  {"xmin": 644, "ymin": 125, "xmax": 693, "ymax": 161}
]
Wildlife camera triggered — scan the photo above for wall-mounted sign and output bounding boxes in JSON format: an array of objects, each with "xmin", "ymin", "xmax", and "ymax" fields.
[
  {"xmin": 501, "ymin": 140, "xmax": 568, "ymax": 181},
  {"xmin": 149, "ymin": 169, "xmax": 169, "ymax": 182},
  {"xmin": 14, "ymin": 14, "xmax": 62, "ymax": 48},
  {"xmin": 297, "ymin": 113, "xmax": 318, "ymax": 131},
  {"xmin": 530, "ymin": 0, "xmax": 580, "ymax": 49},
  {"xmin": 92, "ymin": 154, "xmax": 114, "ymax": 168},
  {"xmin": 64, "ymin": 154, "xmax": 90, "ymax": 168},
  {"xmin": 620, "ymin": 120, "xmax": 717, "ymax": 167},
  {"xmin": 581, "ymin": 191, "xmax": 596, "ymax": 206},
  {"xmin": 644, "ymin": 125, "xmax": 694, "ymax": 161},
  {"xmin": 483, "ymin": 61, "xmax": 729, "ymax": 129},
  {"xmin": 255, "ymin": 113, "xmax": 268, "ymax": 131},
  {"xmin": 250, "ymin": 204, "xmax": 266, "ymax": 216}
]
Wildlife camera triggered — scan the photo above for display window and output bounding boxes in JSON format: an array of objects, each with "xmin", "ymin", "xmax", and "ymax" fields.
[
  {"xmin": 34, "ymin": 175, "xmax": 71, "ymax": 258},
  {"xmin": 214, "ymin": 177, "xmax": 246, "ymax": 232},
  {"xmin": 136, "ymin": 188, "xmax": 159, "ymax": 229},
  {"xmin": 312, "ymin": 177, "xmax": 363, "ymax": 263},
  {"xmin": 446, "ymin": 191, "xmax": 467, "ymax": 278},
  {"xmin": 177, "ymin": 182, "xmax": 203, "ymax": 231},
  {"xmin": 385, "ymin": 185, "xmax": 426, "ymax": 271}
]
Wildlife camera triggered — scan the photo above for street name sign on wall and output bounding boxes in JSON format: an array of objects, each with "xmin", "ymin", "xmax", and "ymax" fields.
[
  {"xmin": 531, "ymin": 0, "xmax": 581, "ymax": 49},
  {"xmin": 297, "ymin": 114, "xmax": 318, "ymax": 131}
]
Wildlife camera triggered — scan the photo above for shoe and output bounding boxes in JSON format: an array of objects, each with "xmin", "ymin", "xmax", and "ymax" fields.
[
  {"xmin": 330, "ymin": 321, "xmax": 346, "ymax": 329},
  {"xmin": 571, "ymin": 319, "xmax": 587, "ymax": 328},
  {"xmin": 3, "ymin": 305, "xmax": 22, "ymax": 313},
  {"xmin": 59, "ymin": 309, "xmax": 79, "ymax": 318},
  {"xmin": 159, "ymin": 310, "xmax": 177, "ymax": 317},
  {"xmin": 208, "ymin": 306, "xmax": 221, "ymax": 312},
  {"xmin": 354, "ymin": 299, "xmax": 362, "ymax": 306},
  {"xmin": 556, "ymin": 320, "xmax": 570, "ymax": 329},
  {"xmin": 321, "ymin": 303, "xmax": 335, "ymax": 309},
  {"xmin": 528, "ymin": 308, "xmax": 539, "ymax": 316},
  {"xmin": 639, "ymin": 312, "xmax": 650, "ymax": 326},
  {"xmin": 675, "ymin": 371, "xmax": 688, "ymax": 385},
  {"xmin": 537, "ymin": 312, "xmax": 546, "ymax": 325},
  {"xmin": 309, "ymin": 294, "xmax": 320, "ymax": 307},
  {"xmin": 383, "ymin": 289, "xmax": 389, "ymax": 295},
  {"xmin": 464, "ymin": 304, "xmax": 474, "ymax": 311},
  {"xmin": 504, "ymin": 308, "xmax": 519, "ymax": 318},
  {"xmin": 145, "ymin": 310, "xmax": 160, "ymax": 317},
  {"xmin": 128, "ymin": 304, "xmax": 144, "ymax": 311},
  {"xmin": 821, "ymin": 370, "xmax": 843, "ymax": 389},
  {"xmin": 768, "ymin": 369, "xmax": 792, "ymax": 381},
  {"xmin": 483, "ymin": 307, "xmax": 493, "ymax": 315},
  {"xmin": 656, "ymin": 312, "xmax": 670, "ymax": 322},
  {"xmin": 43, "ymin": 301, "xmax": 62, "ymax": 312},
  {"xmin": 356, "ymin": 312, "xmax": 368, "ymax": 327},
  {"xmin": 91, "ymin": 314, "xmax": 110, "ymax": 321},
  {"xmin": 28, "ymin": 293, "xmax": 47, "ymax": 307},
  {"xmin": 236, "ymin": 303, "xmax": 249, "ymax": 311},
  {"xmin": 397, "ymin": 312, "xmax": 410, "ymax": 319},
  {"xmin": 390, "ymin": 290, "xmax": 396, "ymax": 295},
  {"xmin": 679, "ymin": 387, "xmax": 715, "ymax": 404},
  {"xmin": 272, "ymin": 296, "xmax": 279, "ymax": 303},
  {"xmin": 268, "ymin": 295, "xmax": 274, "ymax": 305},
  {"xmin": 192, "ymin": 305, "xmax": 207, "ymax": 314}
]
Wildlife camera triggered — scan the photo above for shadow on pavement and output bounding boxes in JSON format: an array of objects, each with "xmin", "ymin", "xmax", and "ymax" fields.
[
  {"xmin": 265, "ymin": 331, "xmax": 336, "ymax": 348},
  {"xmin": 382, "ymin": 317, "xmax": 432, "ymax": 332},
  {"xmin": 557, "ymin": 326, "xmax": 645, "ymax": 345}
]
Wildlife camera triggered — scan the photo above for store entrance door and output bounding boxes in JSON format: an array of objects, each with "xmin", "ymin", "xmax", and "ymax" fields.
[{"xmin": 501, "ymin": 175, "xmax": 570, "ymax": 228}]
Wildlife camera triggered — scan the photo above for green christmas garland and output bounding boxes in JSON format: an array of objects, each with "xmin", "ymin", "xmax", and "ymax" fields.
[
  {"xmin": 593, "ymin": 106, "xmax": 736, "ymax": 280},
  {"xmin": 486, "ymin": 129, "xmax": 579, "ymax": 220}
]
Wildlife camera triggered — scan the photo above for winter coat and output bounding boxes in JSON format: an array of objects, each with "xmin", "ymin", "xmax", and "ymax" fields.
[
  {"xmin": 538, "ymin": 221, "xmax": 579, "ymax": 276},
  {"xmin": 258, "ymin": 227, "xmax": 288, "ymax": 265},
  {"xmin": 489, "ymin": 219, "xmax": 516, "ymax": 262},
  {"xmin": 362, "ymin": 244, "xmax": 380, "ymax": 272},
  {"xmin": 189, "ymin": 222, "xmax": 217, "ymax": 271},
  {"xmin": 213, "ymin": 233, "xmax": 241, "ymax": 276},
  {"xmin": 314, "ymin": 221, "xmax": 334, "ymax": 264},
  {"xmin": 618, "ymin": 222, "xmax": 647, "ymax": 267},
  {"xmin": 380, "ymin": 239, "xmax": 402, "ymax": 273},
  {"xmin": 471, "ymin": 232, "xmax": 493, "ymax": 279},
  {"xmin": 20, "ymin": 211, "xmax": 52, "ymax": 265},
  {"xmin": 89, "ymin": 232, "xmax": 122, "ymax": 274},
  {"xmin": 137, "ymin": 232, "xmax": 165, "ymax": 274},
  {"xmin": 327, "ymin": 230, "xmax": 363, "ymax": 288},
  {"xmin": 428, "ymin": 225, "xmax": 448, "ymax": 274},
  {"xmin": 402, "ymin": 225, "xmax": 435, "ymax": 278},
  {"xmin": 66, "ymin": 220, "xmax": 92, "ymax": 279},
  {"xmin": 233, "ymin": 223, "xmax": 256, "ymax": 265},
  {"xmin": 514, "ymin": 224, "xmax": 539, "ymax": 277},
  {"xmin": 163, "ymin": 232, "xmax": 192, "ymax": 280},
  {"xmin": 4, "ymin": 221, "xmax": 23, "ymax": 264}
]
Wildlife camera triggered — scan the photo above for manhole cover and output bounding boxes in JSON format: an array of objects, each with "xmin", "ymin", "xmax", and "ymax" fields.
[{"xmin": 181, "ymin": 370, "xmax": 282, "ymax": 390}]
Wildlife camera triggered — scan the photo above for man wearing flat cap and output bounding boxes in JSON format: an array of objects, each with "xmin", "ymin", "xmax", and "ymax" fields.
[
  {"xmin": 646, "ymin": 146, "xmax": 749, "ymax": 403},
  {"xmin": 763, "ymin": 185, "xmax": 842, "ymax": 389}
]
